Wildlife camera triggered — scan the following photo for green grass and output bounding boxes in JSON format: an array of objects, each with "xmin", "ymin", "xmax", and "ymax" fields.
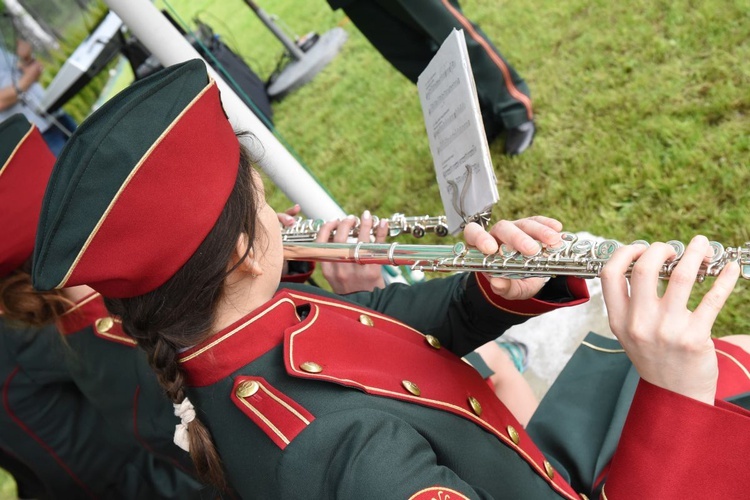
[{"xmin": 165, "ymin": 0, "xmax": 750, "ymax": 334}]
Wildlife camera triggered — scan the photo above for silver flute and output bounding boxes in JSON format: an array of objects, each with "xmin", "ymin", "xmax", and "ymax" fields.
[
  {"xmin": 283, "ymin": 232, "xmax": 750, "ymax": 281},
  {"xmin": 281, "ymin": 213, "xmax": 450, "ymax": 242}
]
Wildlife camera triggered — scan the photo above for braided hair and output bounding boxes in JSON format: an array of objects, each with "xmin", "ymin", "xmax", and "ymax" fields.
[{"xmin": 105, "ymin": 139, "xmax": 259, "ymax": 490}]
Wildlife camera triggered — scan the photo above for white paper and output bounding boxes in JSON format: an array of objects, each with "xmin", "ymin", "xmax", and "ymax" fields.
[{"xmin": 417, "ymin": 29, "xmax": 498, "ymax": 234}]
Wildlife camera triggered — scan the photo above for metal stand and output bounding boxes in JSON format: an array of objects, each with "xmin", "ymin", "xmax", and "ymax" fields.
[{"xmin": 243, "ymin": 0, "xmax": 347, "ymax": 99}]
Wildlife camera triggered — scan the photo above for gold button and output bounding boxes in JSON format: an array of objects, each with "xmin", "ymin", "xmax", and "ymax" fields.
[
  {"xmin": 95, "ymin": 317, "xmax": 114, "ymax": 334},
  {"xmin": 300, "ymin": 361, "xmax": 323, "ymax": 373},
  {"xmin": 468, "ymin": 396, "xmax": 482, "ymax": 417},
  {"xmin": 507, "ymin": 425, "xmax": 520, "ymax": 445},
  {"xmin": 359, "ymin": 314, "xmax": 374, "ymax": 326},
  {"xmin": 236, "ymin": 380, "xmax": 259, "ymax": 398},
  {"xmin": 402, "ymin": 380, "xmax": 421, "ymax": 396},
  {"xmin": 425, "ymin": 335, "xmax": 441, "ymax": 349},
  {"xmin": 543, "ymin": 460, "xmax": 555, "ymax": 479}
]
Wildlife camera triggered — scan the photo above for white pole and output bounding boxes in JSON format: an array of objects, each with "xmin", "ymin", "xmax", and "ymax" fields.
[{"xmin": 103, "ymin": 0, "xmax": 345, "ymax": 220}]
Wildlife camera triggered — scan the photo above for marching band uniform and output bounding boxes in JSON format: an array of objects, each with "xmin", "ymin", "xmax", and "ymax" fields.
[
  {"xmin": 31, "ymin": 60, "xmax": 750, "ymax": 499},
  {"xmin": 0, "ymin": 114, "xmax": 208, "ymax": 498}
]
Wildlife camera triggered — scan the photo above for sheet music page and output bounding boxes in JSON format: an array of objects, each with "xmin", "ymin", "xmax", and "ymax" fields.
[{"xmin": 417, "ymin": 29, "xmax": 498, "ymax": 234}]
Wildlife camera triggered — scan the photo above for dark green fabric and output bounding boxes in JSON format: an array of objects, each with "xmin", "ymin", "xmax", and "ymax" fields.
[
  {"xmin": 0, "ymin": 318, "xmax": 212, "ymax": 498},
  {"xmin": 526, "ymin": 333, "xmax": 638, "ymax": 497},
  {"xmin": 63, "ymin": 327, "xmax": 201, "ymax": 477},
  {"xmin": 32, "ymin": 60, "xmax": 208, "ymax": 291},
  {"xmin": 0, "ymin": 114, "xmax": 30, "ymax": 165},
  {"xmin": 330, "ymin": 0, "xmax": 531, "ymax": 131}
]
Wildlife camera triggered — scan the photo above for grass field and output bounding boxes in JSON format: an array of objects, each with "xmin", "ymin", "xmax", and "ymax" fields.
[
  {"xmin": 164, "ymin": 0, "xmax": 749, "ymax": 330},
  {"xmin": 1, "ymin": 0, "xmax": 748, "ymax": 496}
]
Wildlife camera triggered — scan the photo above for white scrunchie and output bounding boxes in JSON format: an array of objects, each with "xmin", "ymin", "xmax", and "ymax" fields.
[{"xmin": 173, "ymin": 398, "xmax": 196, "ymax": 452}]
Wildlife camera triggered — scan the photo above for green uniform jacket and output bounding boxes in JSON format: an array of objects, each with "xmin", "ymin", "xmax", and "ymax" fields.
[
  {"xmin": 179, "ymin": 273, "xmax": 750, "ymax": 499},
  {"xmin": 54, "ymin": 292, "xmax": 214, "ymax": 499},
  {"xmin": 0, "ymin": 318, "xmax": 197, "ymax": 499},
  {"xmin": 527, "ymin": 332, "xmax": 750, "ymax": 498}
]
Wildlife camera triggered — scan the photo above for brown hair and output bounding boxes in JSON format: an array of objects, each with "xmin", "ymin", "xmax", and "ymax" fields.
[
  {"xmin": 0, "ymin": 261, "xmax": 72, "ymax": 326},
  {"xmin": 104, "ymin": 140, "xmax": 259, "ymax": 490}
]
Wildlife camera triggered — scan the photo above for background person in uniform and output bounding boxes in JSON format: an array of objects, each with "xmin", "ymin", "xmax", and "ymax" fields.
[
  {"xmin": 32, "ymin": 60, "xmax": 750, "ymax": 499},
  {"xmin": 0, "ymin": 114, "xmax": 212, "ymax": 499},
  {"xmin": 327, "ymin": 0, "xmax": 536, "ymax": 155},
  {"xmin": 0, "ymin": 37, "xmax": 76, "ymax": 156}
]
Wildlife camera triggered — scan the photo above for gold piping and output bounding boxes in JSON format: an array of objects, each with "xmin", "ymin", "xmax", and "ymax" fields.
[
  {"xmin": 179, "ymin": 298, "xmax": 297, "ymax": 363},
  {"xmin": 258, "ymin": 383, "xmax": 311, "ymax": 425},
  {"xmin": 237, "ymin": 394, "xmax": 289, "ymax": 445},
  {"xmin": 57, "ymin": 81, "xmax": 216, "ymax": 289},
  {"xmin": 0, "ymin": 123, "xmax": 34, "ymax": 177},
  {"xmin": 716, "ymin": 348, "xmax": 750, "ymax": 381},
  {"xmin": 408, "ymin": 487, "xmax": 469, "ymax": 500},
  {"xmin": 581, "ymin": 341, "xmax": 625, "ymax": 353},
  {"xmin": 60, "ymin": 292, "xmax": 101, "ymax": 316}
]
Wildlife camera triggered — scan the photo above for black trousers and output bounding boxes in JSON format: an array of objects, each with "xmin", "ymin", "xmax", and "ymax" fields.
[{"xmin": 333, "ymin": 0, "xmax": 533, "ymax": 137}]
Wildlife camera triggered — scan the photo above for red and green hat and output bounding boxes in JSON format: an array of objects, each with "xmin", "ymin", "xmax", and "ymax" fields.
[
  {"xmin": 0, "ymin": 114, "xmax": 56, "ymax": 277},
  {"xmin": 32, "ymin": 59, "xmax": 240, "ymax": 298}
]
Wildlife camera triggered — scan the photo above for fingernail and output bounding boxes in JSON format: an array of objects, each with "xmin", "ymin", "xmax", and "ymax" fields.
[
  {"xmin": 363, "ymin": 210, "xmax": 371, "ymax": 220},
  {"xmin": 379, "ymin": 219, "xmax": 387, "ymax": 228}
]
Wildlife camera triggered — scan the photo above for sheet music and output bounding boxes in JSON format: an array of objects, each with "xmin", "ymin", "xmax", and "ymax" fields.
[{"xmin": 417, "ymin": 29, "xmax": 498, "ymax": 234}]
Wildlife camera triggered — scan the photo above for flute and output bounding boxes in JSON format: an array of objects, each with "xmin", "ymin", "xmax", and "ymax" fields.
[
  {"xmin": 281, "ymin": 213, "xmax": 450, "ymax": 242},
  {"xmin": 283, "ymin": 232, "xmax": 750, "ymax": 281}
]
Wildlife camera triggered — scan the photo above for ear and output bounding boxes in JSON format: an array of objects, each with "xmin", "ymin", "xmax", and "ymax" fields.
[{"xmin": 234, "ymin": 233, "xmax": 263, "ymax": 277}]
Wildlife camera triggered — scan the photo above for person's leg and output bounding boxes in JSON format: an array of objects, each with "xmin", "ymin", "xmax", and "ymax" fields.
[
  {"xmin": 340, "ymin": 1, "xmax": 437, "ymax": 82},
  {"xmin": 474, "ymin": 340, "xmax": 538, "ymax": 427},
  {"xmin": 397, "ymin": 0, "xmax": 533, "ymax": 135}
]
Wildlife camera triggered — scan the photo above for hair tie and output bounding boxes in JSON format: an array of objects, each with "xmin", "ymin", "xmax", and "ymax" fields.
[{"xmin": 173, "ymin": 397, "xmax": 196, "ymax": 452}]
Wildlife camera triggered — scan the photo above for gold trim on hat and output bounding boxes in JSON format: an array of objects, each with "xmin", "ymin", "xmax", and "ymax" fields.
[
  {"xmin": 57, "ymin": 80, "xmax": 217, "ymax": 290},
  {"xmin": 0, "ymin": 123, "xmax": 35, "ymax": 177}
]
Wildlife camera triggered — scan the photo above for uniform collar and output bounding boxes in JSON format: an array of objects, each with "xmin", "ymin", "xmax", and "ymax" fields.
[{"xmin": 179, "ymin": 290, "xmax": 302, "ymax": 386}]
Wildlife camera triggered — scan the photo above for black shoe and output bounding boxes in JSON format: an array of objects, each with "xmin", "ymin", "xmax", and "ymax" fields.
[{"xmin": 504, "ymin": 121, "xmax": 535, "ymax": 156}]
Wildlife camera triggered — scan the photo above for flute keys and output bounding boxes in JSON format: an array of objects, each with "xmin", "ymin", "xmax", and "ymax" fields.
[
  {"xmin": 594, "ymin": 240, "xmax": 621, "ymax": 260},
  {"xmin": 666, "ymin": 240, "xmax": 685, "ymax": 260},
  {"xmin": 709, "ymin": 241, "xmax": 724, "ymax": 263}
]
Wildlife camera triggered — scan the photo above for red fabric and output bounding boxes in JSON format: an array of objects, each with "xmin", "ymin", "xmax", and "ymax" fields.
[
  {"xmin": 0, "ymin": 126, "xmax": 55, "ymax": 277},
  {"xmin": 65, "ymin": 82, "xmax": 240, "ymax": 298},
  {"xmin": 475, "ymin": 274, "xmax": 590, "ymax": 315},
  {"xmin": 605, "ymin": 379, "xmax": 750, "ymax": 498},
  {"xmin": 714, "ymin": 339, "xmax": 750, "ymax": 400},
  {"xmin": 179, "ymin": 294, "xmax": 298, "ymax": 386},
  {"xmin": 230, "ymin": 376, "xmax": 315, "ymax": 450}
]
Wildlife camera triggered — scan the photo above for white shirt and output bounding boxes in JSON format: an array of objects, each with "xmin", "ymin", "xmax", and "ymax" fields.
[{"xmin": 0, "ymin": 49, "xmax": 53, "ymax": 132}]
